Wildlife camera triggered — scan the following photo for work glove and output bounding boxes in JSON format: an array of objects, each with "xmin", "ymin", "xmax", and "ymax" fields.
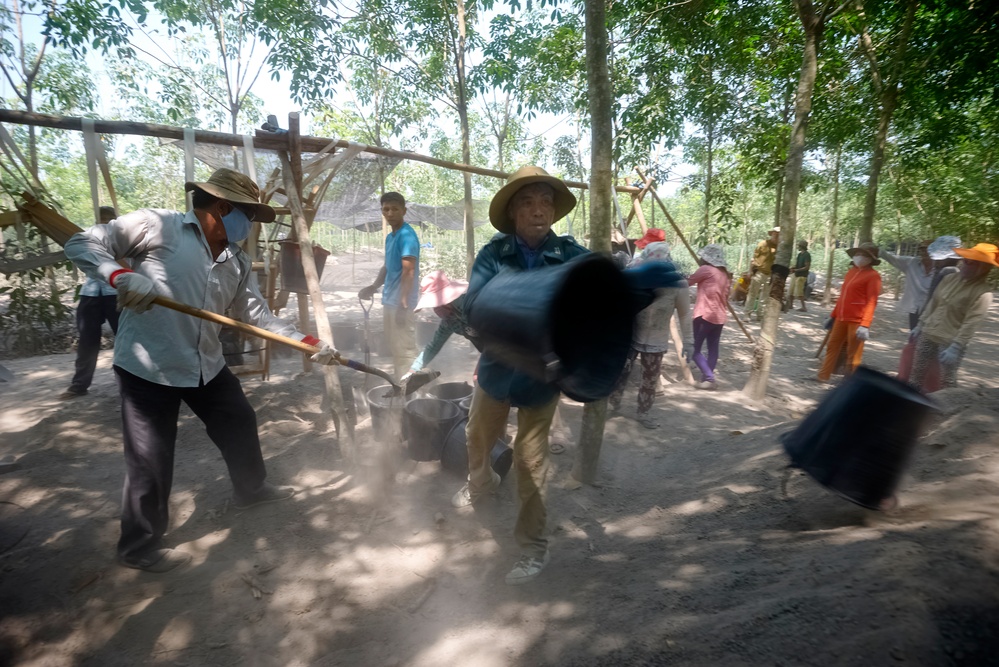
[
  {"xmin": 358, "ymin": 285, "xmax": 377, "ymax": 301},
  {"xmin": 855, "ymin": 326, "xmax": 870, "ymax": 341},
  {"xmin": 909, "ymin": 325, "xmax": 922, "ymax": 343},
  {"xmin": 823, "ymin": 316, "xmax": 835, "ymax": 331},
  {"xmin": 309, "ymin": 342, "xmax": 339, "ymax": 365},
  {"xmin": 114, "ymin": 272, "xmax": 157, "ymax": 313},
  {"xmin": 938, "ymin": 342, "xmax": 963, "ymax": 367},
  {"xmin": 386, "ymin": 368, "xmax": 441, "ymax": 398},
  {"xmin": 623, "ymin": 261, "xmax": 686, "ymax": 291}
]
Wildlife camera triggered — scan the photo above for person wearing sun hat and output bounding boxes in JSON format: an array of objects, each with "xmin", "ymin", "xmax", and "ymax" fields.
[
  {"xmin": 908, "ymin": 242, "xmax": 998, "ymax": 390},
  {"xmin": 744, "ymin": 227, "xmax": 780, "ymax": 320},
  {"xmin": 817, "ymin": 241, "xmax": 883, "ymax": 383},
  {"xmin": 686, "ymin": 243, "xmax": 732, "ymax": 390},
  {"xmin": 881, "ymin": 238, "xmax": 935, "ymax": 330},
  {"xmin": 64, "ymin": 167, "xmax": 338, "ymax": 573},
  {"xmin": 403, "ymin": 270, "xmax": 473, "ymax": 377}
]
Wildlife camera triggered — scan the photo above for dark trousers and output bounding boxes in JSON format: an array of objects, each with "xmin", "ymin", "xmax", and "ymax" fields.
[
  {"xmin": 69, "ymin": 295, "xmax": 119, "ymax": 392},
  {"xmin": 692, "ymin": 316, "xmax": 724, "ymax": 382},
  {"xmin": 114, "ymin": 365, "xmax": 267, "ymax": 560}
]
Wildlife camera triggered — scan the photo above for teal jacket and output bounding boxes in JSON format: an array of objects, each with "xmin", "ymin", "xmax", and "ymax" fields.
[{"xmin": 467, "ymin": 231, "xmax": 590, "ymax": 407}]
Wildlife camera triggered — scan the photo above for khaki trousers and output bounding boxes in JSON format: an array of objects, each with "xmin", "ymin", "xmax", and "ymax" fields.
[
  {"xmin": 466, "ymin": 384, "xmax": 559, "ymax": 558},
  {"xmin": 744, "ymin": 271, "xmax": 771, "ymax": 315},
  {"xmin": 383, "ymin": 305, "xmax": 417, "ymax": 379}
]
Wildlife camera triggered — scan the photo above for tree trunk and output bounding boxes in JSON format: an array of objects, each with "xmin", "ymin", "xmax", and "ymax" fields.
[
  {"xmin": 744, "ymin": 0, "xmax": 825, "ymax": 401},
  {"xmin": 823, "ymin": 145, "xmax": 841, "ymax": 308},
  {"xmin": 455, "ymin": 0, "xmax": 475, "ymax": 279},
  {"xmin": 857, "ymin": 0, "xmax": 916, "ymax": 243},
  {"xmin": 573, "ymin": 0, "xmax": 613, "ymax": 486},
  {"xmin": 703, "ymin": 121, "xmax": 714, "ymax": 241}
]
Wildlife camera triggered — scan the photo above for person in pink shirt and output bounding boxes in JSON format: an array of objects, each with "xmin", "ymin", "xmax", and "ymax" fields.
[{"xmin": 687, "ymin": 244, "xmax": 732, "ymax": 390}]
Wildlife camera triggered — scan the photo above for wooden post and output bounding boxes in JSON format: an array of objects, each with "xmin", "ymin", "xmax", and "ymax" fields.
[
  {"xmin": 280, "ymin": 113, "xmax": 354, "ymax": 448},
  {"xmin": 635, "ymin": 167, "xmax": 755, "ymax": 345}
]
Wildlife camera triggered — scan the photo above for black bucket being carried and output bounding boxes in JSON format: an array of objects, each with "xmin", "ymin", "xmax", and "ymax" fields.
[
  {"xmin": 466, "ymin": 253, "xmax": 634, "ymax": 403},
  {"xmin": 367, "ymin": 384, "xmax": 404, "ymax": 443},
  {"xmin": 440, "ymin": 417, "xmax": 514, "ymax": 479},
  {"xmin": 780, "ymin": 366, "xmax": 937, "ymax": 510},
  {"xmin": 403, "ymin": 398, "xmax": 462, "ymax": 461}
]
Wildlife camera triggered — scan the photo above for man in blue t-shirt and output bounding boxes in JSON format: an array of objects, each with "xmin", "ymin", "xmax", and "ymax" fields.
[{"xmin": 358, "ymin": 192, "xmax": 421, "ymax": 377}]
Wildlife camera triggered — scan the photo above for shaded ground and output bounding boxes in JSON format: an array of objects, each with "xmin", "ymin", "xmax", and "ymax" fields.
[{"xmin": 2, "ymin": 258, "xmax": 998, "ymax": 666}]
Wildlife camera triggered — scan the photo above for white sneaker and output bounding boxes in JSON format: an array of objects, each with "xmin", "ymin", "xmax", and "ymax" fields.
[
  {"xmin": 505, "ymin": 550, "xmax": 551, "ymax": 585},
  {"xmin": 451, "ymin": 470, "xmax": 501, "ymax": 508}
]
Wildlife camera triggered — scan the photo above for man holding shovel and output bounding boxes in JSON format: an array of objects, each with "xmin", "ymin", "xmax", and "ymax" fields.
[{"xmin": 65, "ymin": 168, "xmax": 338, "ymax": 573}]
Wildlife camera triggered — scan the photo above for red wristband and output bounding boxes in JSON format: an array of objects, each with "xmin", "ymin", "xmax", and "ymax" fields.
[
  {"xmin": 301, "ymin": 335, "xmax": 321, "ymax": 347},
  {"xmin": 109, "ymin": 268, "xmax": 133, "ymax": 288}
]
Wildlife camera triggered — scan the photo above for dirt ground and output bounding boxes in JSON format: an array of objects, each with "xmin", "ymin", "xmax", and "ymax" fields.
[{"xmin": 2, "ymin": 253, "xmax": 998, "ymax": 666}]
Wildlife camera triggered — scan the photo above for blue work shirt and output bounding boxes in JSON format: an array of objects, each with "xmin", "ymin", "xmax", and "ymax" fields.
[
  {"xmin": 382, "ymin": 222, "xmax": 420, "ymax": 310},
  {"xmin": 467, "ymin": 231, "xmax": 590, "ymax": 407}
]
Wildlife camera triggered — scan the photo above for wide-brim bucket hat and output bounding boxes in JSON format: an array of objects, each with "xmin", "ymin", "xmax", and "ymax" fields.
[
  {"xmin": 488, "ymin": 165, "xmax": 577, "ymax": 233},
  {"xmin": 186, "ymin": 167, "xmax": 276, "ymax": 223},
  {"xmin": 635, "ymin": 228, "xmax": 666, "ymax": 249},
  {"xmin": 847, "ymin": 241, "xmax": 881, "ymax": 266},
  {"xmin": 416, "ymin": 270, "xmax": 468, "ymax": 310},
  {"xmin": 927, "ymin": 235, "xmax": 962, "ymax": 260},
  {"xmin": 698, "ymin": 243, "xmax": 727, "ymax": 268},
  {"xmin": 955, "ymin": 242, "xmax": 999, "ymax": 267}
]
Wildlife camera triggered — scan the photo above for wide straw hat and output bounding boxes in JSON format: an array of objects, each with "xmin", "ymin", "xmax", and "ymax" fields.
[
  {"xmin": 186, "ymin": 168, "xmax": 276, "ymax": 223},
  {"xmin": 954, "ymin": 242, "xmax": 999, "ymax": 267},
  {"xmin": 847, "ymin": 241, "xmax": 881, "ymax": 266},
  {"xmin": 698, "ymin": 243, "xmax": 727, "ymax": 268},
  {"xmin": 488, "ymin": 165, "xmax": 577, "ymax": 233},
  {"xmin": 415, "ymin": 270, "xmax": 469, "ymax": 310},
  {"xmin": 927, "ymin": 235, "xmax": 962, "ymax": 260},
  {"xmin": 634, "ymin": 228, "xmax": 666, "ymax": 249}
]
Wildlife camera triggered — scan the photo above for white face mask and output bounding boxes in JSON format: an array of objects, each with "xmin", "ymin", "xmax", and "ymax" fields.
[{"xmin": 852, "ymin": 255, "xmax": 872, "ymax": 268}]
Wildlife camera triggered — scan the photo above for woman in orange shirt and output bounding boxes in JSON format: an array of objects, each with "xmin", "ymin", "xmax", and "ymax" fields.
[{"xmin": 817, "ymin": 242, "xmax": 883, "ymax": 382}]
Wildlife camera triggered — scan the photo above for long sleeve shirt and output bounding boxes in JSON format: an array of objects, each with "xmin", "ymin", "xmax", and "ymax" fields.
[
  {"xmin": 409, "ymin": 294, "xmax": 477, "ymax": 372},
  {"xmin": 633, "ymin": 286, "xmax": 694, "ymax": 354},
  {"xmin": 751, "ymin": 241, "xmax": 776, "ymax": 275},
  {"xmin": 831, "ymin": 265, "xmax": 882, "ymax": 327},
  {"xmin": 687, "ymin": 264, "xmax": 730, "ymax": 325},
  {"xmin": 466, "ymin": 231, "xmax": 590, "ymax": 407},
  {"xmin": 65, "ymin": 208, "xmax": 305, "ymax": 387},
  {"xmin": 881, "ymin": 251, "xmax": 933, "ymax": 315},
  {"xmin": 918, "ymin": 273, "xmax": 993, "ymax": 348}
]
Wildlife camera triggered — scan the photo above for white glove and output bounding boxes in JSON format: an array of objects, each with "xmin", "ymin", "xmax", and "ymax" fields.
[
  {"xmin": 114, "ymin": 272, "xmax": 157, "ymax": 313},
  {"xmin": 909, "ymin": 325, "xmax": 921, "ymax": 342},
  {"xmin": 938, "ymin": 343, "xmax": 963, "ymax": 367},
  {"xmin": 309, "ymin": 342, "xmax": 339, "ymax": 365},
  {"xmin": 855, "ymin": 326, "xmax": 870, "ymax": 341}
]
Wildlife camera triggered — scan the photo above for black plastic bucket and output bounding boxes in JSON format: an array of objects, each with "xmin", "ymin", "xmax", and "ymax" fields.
[
  {"xmin": 331, "ymin": 322, "xmax": 359, "ymax": 352},
  {"xmin": 466, "ymin": 253, "xmax": 634, "ymax": 403},
  {"xmin": 780, "ymin": 366, "xmax": 937, "ymax": 510},
  {"xmin": 367, "ymin": 384, "xmax": 404, "ymax": 443},
  {"xmin": 457, "ymin": 395, "xmax": 472, "ymax": 416},
  {"xmin": 403, "ymin": 398, "xmax": 462, "ymax": 461},
  {"xmin": 429, "ymin": 381, "xmax": 473, "ymax": 406},
  {"xmin": 440, "ymin": 417, "xmax": 514, "ymax": 479}
]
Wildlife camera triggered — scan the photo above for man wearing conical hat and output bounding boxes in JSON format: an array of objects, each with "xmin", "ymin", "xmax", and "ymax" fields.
[
  {"xmin": 450, "ymin": 166, "xmax": 587, "ymax": 585},
  {"xmin": 65, "ymin": 168, "xmax": 338, "ymax": 573},
  {"xmin": 908, "ymin": 242, "xmax": 999, "ymax": 390}
]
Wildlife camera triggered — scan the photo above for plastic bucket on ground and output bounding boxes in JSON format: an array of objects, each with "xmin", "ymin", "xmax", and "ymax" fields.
[
  {"xmin": 357, "ymin": 325, "xmax": 390, "ymax": 358},
  {"xmin": 440, "ymin": 417, "xmax": 514, "ymax": 479},
  {"xmin": 780, "ymin": 366, "xmax": 937, "ymax": 510},
  {"xmin": 367, "ymin": 384, "xmax": 404, "ymax": 443},
  {"xmin": 428, "ymin": 381, "xmax": 473, "ymax": 406},
  {"xmin": 457, "ymin": 395, "xmax": 472, "ymax": 417},
  {"xmin": 279, "ymin": 241, "xmax": 331, "ymax": 294},
  {"xmin": 403, "ymin": 398, "xmax": 462, "ymax": 462},
  {"xmin": 467, "ymin": 253, "xmax": 634, "ymax": 403}
]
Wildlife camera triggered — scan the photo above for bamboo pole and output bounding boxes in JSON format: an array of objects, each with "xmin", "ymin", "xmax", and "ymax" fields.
[
  {"xmin": 0, "ymin": 109, "xmax": 642, "ymax": 193},
  {"xmin": 635, "ymin": 167, "xmax": 755, "ymax": 345}
]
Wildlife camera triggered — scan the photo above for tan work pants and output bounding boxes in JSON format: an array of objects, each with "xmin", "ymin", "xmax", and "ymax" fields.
[
  {"xmin": 383, "ymin": 305, "xmax": 417, "ymax": 379},
  {"xmin": 744, "ymin": 271, "xmax": 771, "ymax": 316},
  {"xmin": 466, "ymin": 384, "xmax": 559, "ymax": 558}
]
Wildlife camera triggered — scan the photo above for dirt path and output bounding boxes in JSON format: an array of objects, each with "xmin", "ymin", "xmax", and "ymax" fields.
[{"xmin": 1, "ymin": 295, "xmax": 998, "ymax": 667}]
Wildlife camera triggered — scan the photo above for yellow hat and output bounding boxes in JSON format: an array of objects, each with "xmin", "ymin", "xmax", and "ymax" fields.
[{"xmin": 954, "ymin": 242, "xmax": 999, "ymax": 267}]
